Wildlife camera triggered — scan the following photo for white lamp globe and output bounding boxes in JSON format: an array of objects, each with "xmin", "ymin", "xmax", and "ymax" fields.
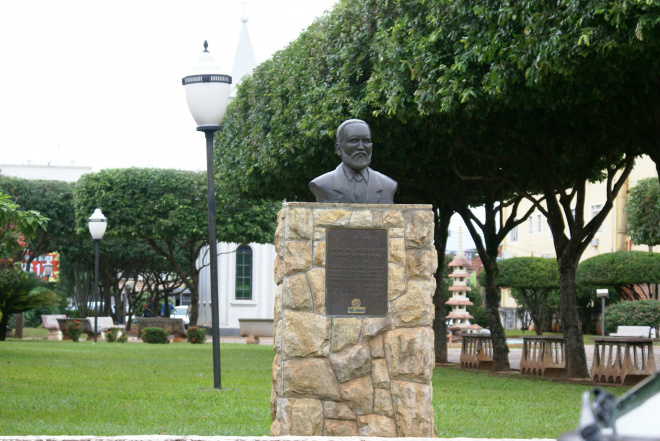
[
  {"xmin": 43, "ymin": 261, "xmax": 53, "ymax": 278},
  {"xmin": 182, "ymin": 41, "xmax": 232, "ymax": 128},
  {"xmin": 88, "ymin": 208, "xmax": 107, "ymax": 240}
]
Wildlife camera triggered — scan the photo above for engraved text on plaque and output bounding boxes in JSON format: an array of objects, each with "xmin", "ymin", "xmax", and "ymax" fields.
[{"xmin": 326, "ymin": 228, "xmax": 388, "ymax": 316}]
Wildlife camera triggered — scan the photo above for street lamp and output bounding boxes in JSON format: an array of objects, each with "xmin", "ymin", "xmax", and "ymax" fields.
[
  {"xmin": 43, "ymin": 261, "xmax": 53, "ymax": 280},
  {"xmin": 596, "ymin": 289, "xmax": 609, "ymax": 336},
  {"xmin": 88, "ymin": 207, "xmax": 107, "ymax": 343},
  {"xmin": 182, "ymin": 40, "xmax": 231, "ymax": 389}
]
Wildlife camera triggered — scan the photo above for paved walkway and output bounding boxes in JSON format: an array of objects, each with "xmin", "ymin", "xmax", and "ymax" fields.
[{"xmin": 213, "ymin": 336, "xmax": 660, "ymax": 373}]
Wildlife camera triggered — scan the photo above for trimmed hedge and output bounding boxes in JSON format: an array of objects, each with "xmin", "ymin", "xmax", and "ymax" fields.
[
  {"xmin": 605, "ymin": 300, "xmax": 660, "ymax": 334},
  {"xmin": 141, "ymin": 327, "xmax": 169, "ymax": 344}
]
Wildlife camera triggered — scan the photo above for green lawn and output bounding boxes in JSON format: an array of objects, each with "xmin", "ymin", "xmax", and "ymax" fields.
[{"xmin": 0, "ymin": 339, "xmax": 622, "ymax": 437}]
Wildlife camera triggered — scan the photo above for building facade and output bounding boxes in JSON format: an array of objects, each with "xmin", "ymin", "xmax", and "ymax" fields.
[
  {"xmin": 500, "ymin": 155, "xmax": 659, "ymax": 308},
  {"xmin": 197, "ymin": 241, "xmax": 276, "ymax": 334}
]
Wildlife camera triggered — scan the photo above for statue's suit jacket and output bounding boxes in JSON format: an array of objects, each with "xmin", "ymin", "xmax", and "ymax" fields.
[{"xmin": 309, "ymin": 164, "xmax": 397, "ymax": 204}]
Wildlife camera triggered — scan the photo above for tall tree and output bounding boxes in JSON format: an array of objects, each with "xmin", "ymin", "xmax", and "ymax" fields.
[
  {"xmin": 486, "ymin": 257, "xmax": 560, "ymax": 335},
  {"xmin": 363, "ymin": 0, "xmax": 639, "ymax": 378},
  {"xmin": 0, "ymin": 192, "xmax": 53, "ymax": 340},
  {"xmin": 0, "ymin": 177, "xmax": 76, "ymax": 267},
  {"xmin": 74, "ymin": 168, "xmax": 278, "ymax": 326},
  {"xmin": 217, "ymin": 1, "xmax": 471, "ymax": 364},
  {"xmin": 626, "ymin": 177, "xmax": 660, "ymax": 250}
]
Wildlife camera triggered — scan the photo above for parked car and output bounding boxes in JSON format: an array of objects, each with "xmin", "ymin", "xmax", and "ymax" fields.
[{"xmin": 172, "ymin": 305, "xmax": 190, "ymax": 327}]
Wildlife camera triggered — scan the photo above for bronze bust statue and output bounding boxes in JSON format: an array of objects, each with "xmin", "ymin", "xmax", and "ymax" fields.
[{"xmin": 309, "ymin": 119, "xmax": 397, "ymax": 204}]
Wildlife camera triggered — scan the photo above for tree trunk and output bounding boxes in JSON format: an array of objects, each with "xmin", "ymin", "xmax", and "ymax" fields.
[
  {"xmin": 482, "ymin": 266, "xmax": 511, "ymax": 371},
  {"xmin": 0, "ymin": 313, "xmax": 9, "ymax": 341},
  {"xmin": 557, "ymin": 258, "xmax": 590, "ymax": 378},
  {"xmin": 433, "ymin": 208, "xmax": 452, "ymax": 363},
  {"xmin": 188, "ymin": 285, "xmax": 200, "ymax": 327},
  {"xmin": 15, "ymin": 313, "xmax": 24, "ymax": 339}
]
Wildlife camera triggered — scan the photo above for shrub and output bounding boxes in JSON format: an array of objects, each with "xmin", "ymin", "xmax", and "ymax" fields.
[
  {"xmin": 141, "ymin": 327, "xmax": 169, "ymax": 344},
  {"xmin": 605, "ymin": 300, "xmax": 660, "ymax": 334},
  {"xmin": 470, "ymin": 305, "xmax": 488, "ymax": 328},
  {"xmin": 117, "ymin": 334, "xmax": 128, "ymax": 343},
  {"xmin": 65, "ymin": 320, "xmax": 83, "ymax": 342},
  {"xmin": 186, "ymin": 326, "xmax": 206, "ymax": 344},
  {"xmin": 104, "ymin": 327, "xmax": 120, "ymax": 343}
]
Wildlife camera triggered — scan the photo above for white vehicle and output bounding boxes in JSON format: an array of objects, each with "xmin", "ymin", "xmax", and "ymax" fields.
[{"xmin": 171, "ymin": 305, "xmax": 190, "ymax": 327}]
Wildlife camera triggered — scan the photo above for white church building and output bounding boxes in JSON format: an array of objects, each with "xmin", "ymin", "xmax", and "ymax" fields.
[{"xmin": 196, "ymin": 13, "xmax": 277, "ymax": 334}]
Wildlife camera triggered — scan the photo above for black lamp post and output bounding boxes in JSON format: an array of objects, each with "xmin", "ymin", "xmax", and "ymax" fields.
[
  {"xmin": 597, "ymin": 289, "xmax": 609, "ymax": 336},
  {"xmin": 88, "ymin": 208, "xmax": 107, "ymax": 343},
  {"xmin": 182, "ymin": 40, "xmax": 231, "ymax": 389}
]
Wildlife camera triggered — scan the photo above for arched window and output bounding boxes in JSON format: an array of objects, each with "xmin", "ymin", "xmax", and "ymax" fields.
[{"xmin": 235, "ymin": 245, "xmax": 252, "ymax": 300}]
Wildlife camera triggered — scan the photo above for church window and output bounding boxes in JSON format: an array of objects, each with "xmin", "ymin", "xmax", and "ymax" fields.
[{"xmin": 235, "ymin": 245, "xmax": 252, "ymax": 300}]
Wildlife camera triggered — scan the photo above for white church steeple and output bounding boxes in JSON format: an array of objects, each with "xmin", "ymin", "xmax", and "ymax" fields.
[{"xmin": 230, "ymin": 2, "xmax": 257, "ymax": 100}]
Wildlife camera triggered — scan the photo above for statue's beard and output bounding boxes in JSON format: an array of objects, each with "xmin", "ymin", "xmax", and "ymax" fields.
[{"xmin": 341, "ymin": 151, "xmax": 371, "ymax": 171}]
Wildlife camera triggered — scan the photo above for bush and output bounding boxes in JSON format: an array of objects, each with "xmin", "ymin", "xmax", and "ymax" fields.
[
  {"xmin": 141, "ymin": 327, "xmax": 169, "ymax": 344},
  {"xmin": 186, "ymin": 326, "xmax": 206, "ymax": 344},
  {"xmin": 117, "ymin": 334, "xmax": 128, "ymax": 343},
  {"xmin": 605, "ymin": 300, "xmax": 660, "ymax": 334},
  {"xmin": 469, "ymin": 305, "xmax": 488, "ymax": 328},
  {"xmin": 65, "ymin": 320, "xmax": 84, "ymax": 342},
  {"xmin": 1, "ymin": 313, "xmax": 16, "ymax": 335},
  {"xmin": 104, "ymin": 327, "xmax": 120, "ymax": 343}
]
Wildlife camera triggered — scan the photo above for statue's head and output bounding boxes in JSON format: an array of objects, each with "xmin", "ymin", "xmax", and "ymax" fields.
[{"xmin": 335, "ymin": 119, "xmax": 372, "ymax": 171}]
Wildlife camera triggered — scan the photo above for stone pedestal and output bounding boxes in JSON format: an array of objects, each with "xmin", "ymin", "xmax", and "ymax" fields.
[{"xmin": 271, "ymin": 202, "xmax": 437, "ymax": 437}]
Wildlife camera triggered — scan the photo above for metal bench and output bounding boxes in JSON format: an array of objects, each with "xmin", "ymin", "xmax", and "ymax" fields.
[
  {"xmin": 459, "ymin": 333, "xmax": 493, "ymax": 370},
  {"xmin": 520, "ymin": 335, "xmax": 566, "ymax": 377},
  {"xmin": 590, "ymin": 337, "xmax": 656, "ymax": 386}
]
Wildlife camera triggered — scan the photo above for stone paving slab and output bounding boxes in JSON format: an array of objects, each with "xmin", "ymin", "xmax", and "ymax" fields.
[{"xmin": 0, "ymin": 437, "xmax": 555, "ymax": 441}]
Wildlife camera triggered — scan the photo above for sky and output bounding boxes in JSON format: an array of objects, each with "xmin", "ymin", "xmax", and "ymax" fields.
[
  {"xmin": 0, "ymin": 0, "xmax": 338, "ymax": 171},
  {"xmin": 0, "ymin": 0, "xmax": 477, "ymax": 252}
]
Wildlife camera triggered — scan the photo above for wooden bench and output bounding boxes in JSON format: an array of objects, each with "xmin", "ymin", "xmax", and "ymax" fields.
[
  {"xmin": 520, "ymin": 335, "xmax": 566, "ymax": 377},
  {"xmin": 137, "ymin": 317, "xmax": 186, "ymax": 341},
  {"xmin": 41, "ymin": 314, "xmax": 67, "ymax": 340},
  {"xmin": 610, "ymin": 326, "xmax": 653, "ymax": 338},
  {"xmin": 590, "ymin": 337, "xmax": 656, "ymax": 386},
  {"xmin": 459, "ymin": 333, "xmax": 493, "ymax": 370}
]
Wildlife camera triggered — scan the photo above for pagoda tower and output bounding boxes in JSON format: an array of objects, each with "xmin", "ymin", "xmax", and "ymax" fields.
[{"xmin": 446, "ymin": 227, "xmax": 473, "ymax": 329}]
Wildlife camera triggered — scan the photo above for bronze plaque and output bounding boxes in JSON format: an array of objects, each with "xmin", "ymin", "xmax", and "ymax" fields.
[{"xmin": 326, "ymin": 228, "xmax": 388, "ymax": 316}]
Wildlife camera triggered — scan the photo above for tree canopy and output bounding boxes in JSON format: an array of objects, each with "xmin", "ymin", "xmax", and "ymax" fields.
[
  {"xmin": 484, "ymin": 257, "xmax": 560, "ymax": 335},
  {"xmin": 626, "ymin": 177, "xmax": 660, "ymax": 249},
  {"xmin": 216, "ymin": 0, "xmax": 660, "ymax": 377},
  {"xmin": 577, "ymin": 251, "xmax": 660, "ymax": 300},
  {"xmin": 0, "ymin": 177, "xmax": 75, "ymax": 267},
  {"xmin": 74, "ymin": 168, "xmax": 279, "ymax": 325}
]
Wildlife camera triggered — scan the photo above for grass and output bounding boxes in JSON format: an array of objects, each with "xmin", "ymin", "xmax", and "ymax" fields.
[
  {"xmin": 0, "ymin": 340, "xmax": 273, "ymax": 436},
  {"xmin": 0, "ymin": 338, "xmax": 623, "ymax": 437},
  {"xmin": 6, "ymin": 326, "xmax": 48, "ymax": 339}
]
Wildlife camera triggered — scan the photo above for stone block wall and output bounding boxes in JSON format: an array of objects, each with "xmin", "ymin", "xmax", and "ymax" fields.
[{"xmin": 271, "ymin": 202, "xmax": 438, "ymax": 437}]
